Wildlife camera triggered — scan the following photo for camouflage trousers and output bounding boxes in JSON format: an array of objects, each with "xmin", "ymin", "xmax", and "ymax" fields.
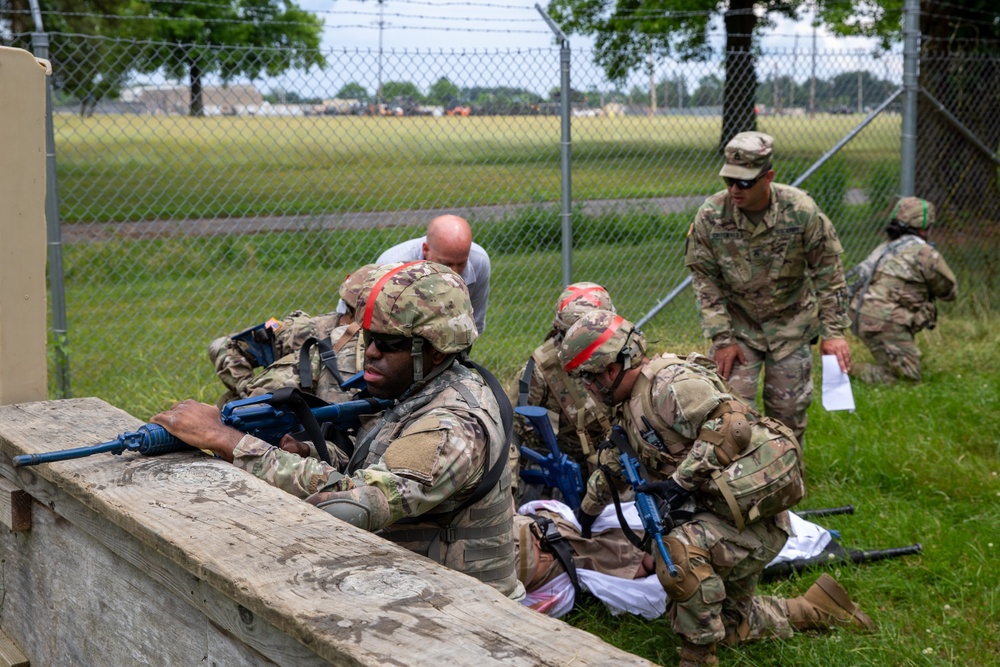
[
  {"xmin": 668, "ymin": 513, "xmax": 794, "ymax": 646},
  {"xmin": 852, "ymin": 318, "xmax": 921, "ymax": 385},
  {"xmin": 712, "ymin": 342, "xmax": 812, "ymax": 446}
]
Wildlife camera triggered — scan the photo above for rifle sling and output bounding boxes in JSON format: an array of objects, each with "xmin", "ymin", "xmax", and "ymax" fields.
[
  {"xmin": 298, "ymin": 336, "xmax": 347, "ymax": 390},
  {"xmin": 267, "ymin": 387, "xmax": 333, "ymax": 465},
  {"xmin": 597, "ymin": 464, "xmax": 649, "ymax": 553}
]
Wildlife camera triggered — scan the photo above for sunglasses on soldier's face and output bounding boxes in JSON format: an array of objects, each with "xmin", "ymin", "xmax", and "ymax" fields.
[
  {"xmin": 723, "ymin": 171, "xmax": 767, "ymax": 190},
  {"xmin": 363, "ymin": 331, "xmax": 412, "ymax": 353}
]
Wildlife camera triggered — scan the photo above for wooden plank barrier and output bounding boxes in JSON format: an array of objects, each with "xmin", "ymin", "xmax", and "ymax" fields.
[{"xmin": 0, "ymin": 398, "xmax": 659, "ymax": 667}]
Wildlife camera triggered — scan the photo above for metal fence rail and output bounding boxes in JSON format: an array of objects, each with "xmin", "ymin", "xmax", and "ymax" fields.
[{"xmin": 8, "ymin": 29, "xmax": 997, "ymax": 414}]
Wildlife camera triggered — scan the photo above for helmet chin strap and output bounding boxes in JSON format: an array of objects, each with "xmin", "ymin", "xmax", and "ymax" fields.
[{"xmin": 411, "ymin": 337, "xmax": 425, "ymax": 383}]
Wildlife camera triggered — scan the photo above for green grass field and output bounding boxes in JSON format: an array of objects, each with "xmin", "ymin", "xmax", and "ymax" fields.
[
  {"xmin": 47, "ymin": 110, "xmax": 1000, "ymax": 665},
  {"xmin": 54, "ymin": 112, "xmax": 902, "ymax": 222}
]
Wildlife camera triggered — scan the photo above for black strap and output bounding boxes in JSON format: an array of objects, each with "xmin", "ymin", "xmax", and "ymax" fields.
[
  {"xmin": 517, "ymin": 356, "xmax": 536, "ymax": 407},
  {"xmin": 529, "ymin": 514, "xmax": 582, "ymax": 597},
  {"xmin": 598, "ymin": 464, "xmax": 650, "ymax": 553},
  {"xmin": 298, "ymin": 336, "xmax": 347, "ymax": 390},
  {"xmin": 267, "ymin": 387, "xmax": 333, "ymax": 465}
]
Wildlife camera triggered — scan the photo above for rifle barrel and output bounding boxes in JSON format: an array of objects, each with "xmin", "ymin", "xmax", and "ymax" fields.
[{"xmin": 12, "ymin": 440, "xmax": 127, "ymax": 467}]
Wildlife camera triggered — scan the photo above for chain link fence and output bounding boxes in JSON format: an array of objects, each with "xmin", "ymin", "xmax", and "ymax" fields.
[{"xmin": 10, "ymin": 30, "xmax": 997, "ymax": 415}]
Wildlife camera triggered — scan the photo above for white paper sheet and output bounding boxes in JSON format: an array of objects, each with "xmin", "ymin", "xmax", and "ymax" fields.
[{"xmin": 821, "ymin": 354, "xmax": 855, "ymax": 412}]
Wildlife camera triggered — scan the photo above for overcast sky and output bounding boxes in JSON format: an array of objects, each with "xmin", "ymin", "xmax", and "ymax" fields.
[{"xmin": 301, "ymin": 0, "xmax": 884, "ymax": 54}]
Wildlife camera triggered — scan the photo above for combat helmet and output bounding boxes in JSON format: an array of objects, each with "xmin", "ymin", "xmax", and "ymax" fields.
[
  {"xmin": 552, "ymin": 282, "xmax": 616, "ymax": 335},
  {"xmin": 891, "ymin": 197, "xmax": 936, "ymax": 230},
  {"xmin": 338, "ymin": 263, "xmax": 381, "ymax": 315},
  {"xmin": 356, "ymin": 260, "xmax": 477, "ymax": 381},
  {"xmin": 559, "ymin": 309, "xmax": 646, "ymax": 376}
]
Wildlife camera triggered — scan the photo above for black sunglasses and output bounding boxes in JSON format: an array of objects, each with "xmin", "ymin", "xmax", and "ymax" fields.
[
  {"xmin": 723, "ymin": 170, "xmax": 768, "ymax": 190},
  {"xmin": 363, "ymin": 331, "xmax": 412, "ymax": 353}
]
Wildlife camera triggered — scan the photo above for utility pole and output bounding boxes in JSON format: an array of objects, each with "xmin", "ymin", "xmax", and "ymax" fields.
[
  {"xmin": 857, "ymin": 51, "xmax": 863, "ymax": 113},
  {"xmin": 648, "ymin": 54, "xmax": 656, "ymax": 116},
  {"xmin": 809, "ymin": 22, "xmax": 817, "ymax": 116},
  {"xmin": 377, "ymin": 0, "xmax": 385, "ymax": 105},
  {"xmin": 790, "ymin": 34, "xmax": 797, "ymax": 109}
]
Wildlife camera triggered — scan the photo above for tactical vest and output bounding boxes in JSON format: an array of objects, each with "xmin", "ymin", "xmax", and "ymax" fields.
[
  {"xmin": 623, "ymin": 354, "xmax": 805, "ymax": 531},
  {"xmin": 353, "ymin": 363, "xmax": 519, "ymax": 596},
  {"xmin": 526, "ymin": 339, "xmax": 611, "ymax": 457}
]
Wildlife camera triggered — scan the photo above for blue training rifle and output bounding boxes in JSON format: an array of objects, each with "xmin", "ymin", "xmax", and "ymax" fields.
[
  {"xmin": 608, "ymin": 425, "xmax": 678, "ymax": 577},
  {"xmin": 515, "ymin": 405, "xmax": 585, "ymax": 510},
  {"xmin": 12, "ymin": 389, "xmax": 391, "ymax": 468}
]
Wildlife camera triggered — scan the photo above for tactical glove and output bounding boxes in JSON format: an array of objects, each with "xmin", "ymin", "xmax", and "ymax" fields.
[
  {"xmin": 574, "ymin": 507, "xmax": 599, "ymax": 539},
  {"xmin": 640, "ymin": 478, "xmax": 689, "ymax": 511}
]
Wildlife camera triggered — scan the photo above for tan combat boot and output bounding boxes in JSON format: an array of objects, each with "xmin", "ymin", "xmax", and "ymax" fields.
[
  {"xmin": 678, "ymin": 641, "xmax": 718, "ymax": 667},
  {"xmin": 787, "ymin": 573, "xmax": 877, "ymax": 633}
]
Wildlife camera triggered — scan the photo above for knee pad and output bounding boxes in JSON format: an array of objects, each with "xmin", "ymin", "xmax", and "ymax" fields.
[{"xmin": 656, "ymin": 536, "xmax": 714, "ymax": 602}]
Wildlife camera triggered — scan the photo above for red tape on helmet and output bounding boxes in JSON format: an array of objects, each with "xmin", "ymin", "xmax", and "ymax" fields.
[
  {"xmin": 564, "ymin": 314, "xmax": 624, "ymax": 372},
  {"xmin": 362, "ymin": 261, "xmax": 423, "ymax": 329}
]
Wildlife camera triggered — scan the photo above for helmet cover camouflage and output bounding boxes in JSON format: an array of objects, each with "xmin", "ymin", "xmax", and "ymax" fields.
[
  {"xmin": 892, "ymin": 196, "xmax": 936, "ymax": 230},
  {"xmin": 553, "ymin": 282, "xmax": 616, "ymax": 334},
  {"xmin": 719, "ymin": 131, "xmax": 774, "ymax": 180},
  {"xmin": 559, "ymin": 309, "xmax": 646, "ymax": 375},
  {"xmin": 338, "ymin": 264, "xmax": 381, "ymax": 313},
  {"xmin": 356, "ymin": 260, "xmax": 477, "ymax": 354}
]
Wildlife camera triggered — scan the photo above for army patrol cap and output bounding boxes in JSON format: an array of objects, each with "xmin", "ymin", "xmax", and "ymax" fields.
[
  {"xmin": 559, "ymin": 309, "xmax": 646, "ymax": 375},
  {"xmin": 719, "ymin": 131, "xmax": 774, "ymax": 180},
  {"xmin": 892, "ymin": 197, "xmax": 936, "ymax": 230},
  {"xmin": 553, "ymin": 282, "xmax": 616, "ymax": 334},
  {"xmin": 338, "ymin": 264, "xmax": 381, "ymax": 313},
  {"xmin": 356, "ymin": 260, "xmax": 477, "ymax": 354}
]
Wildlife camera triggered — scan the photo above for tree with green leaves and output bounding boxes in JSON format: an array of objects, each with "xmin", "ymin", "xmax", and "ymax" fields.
[
  {"xmin": 427, "ymin": 76, "xmax": 460, "ymax": 106},
  {"xmin": 140, "ymin": 0, "xmax": 324, "ymax": 116},
  {"xmin": 1, "ymin": 0, "xmax": 149, "ymax": 116},
  {"xmin": 335, "ymin": 82, "xmax": 370, "ymax": 102},
  {"xmin": 816, "ymin": 0, "xmax": 1000, "ymax": 220},
  {"xmin": 548, "ymin": 0, "xmax": 801, "ymax": 150}
]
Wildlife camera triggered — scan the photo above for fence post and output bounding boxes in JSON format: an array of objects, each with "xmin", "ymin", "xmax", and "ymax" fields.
[
  {"xmin": 29, "ymin": 0, "xmax": 71, "ymax": 398},
  {"xmin": 536, "ymin": 4, "xmax": 573, "ymax": 286},
  {"xmin": 900, "ymin": 0, "xmax": 920, "ymax": 196}
]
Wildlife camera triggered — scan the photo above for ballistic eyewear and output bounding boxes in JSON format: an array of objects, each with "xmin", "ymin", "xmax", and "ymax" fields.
[
  {"xmin": 363, "ymin": 331, "xmax": 412, "ymax": 353},
  {"xmin": 723, "ymin": 169, "xmax": 768, "ymax": 190}
]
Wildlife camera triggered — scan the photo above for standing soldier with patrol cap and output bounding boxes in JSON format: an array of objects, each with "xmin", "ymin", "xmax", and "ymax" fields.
[
  {"xmin": 559, "ymin": 310, "xmax": 874, "ymax": 666},
  {"xmin": 848, "ymin": 196, "xmax": 957, "ymax": 385},
  {"xmin": 685, "ymin": 132, "xmax": 852, "ymax": 446},
  {"xmin": 509, "ymin": 282, "xmax": 617, "ymax": 478},
  {"xmin": 153, "ymin": 260, "xmax": 522, "ymax": 599}
]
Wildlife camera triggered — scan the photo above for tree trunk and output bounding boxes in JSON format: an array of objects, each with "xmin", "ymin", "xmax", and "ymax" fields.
[
  {"xmin": 915, "ymin": 1, "xmax": 1000, "ymax": 223},
  {"xmin": 719, "ymin": 0, "xmax": 758, "ymax": 152},
  {"xmin": 189, "ymin": 62, "xmax": 204, "ymax": 117}
]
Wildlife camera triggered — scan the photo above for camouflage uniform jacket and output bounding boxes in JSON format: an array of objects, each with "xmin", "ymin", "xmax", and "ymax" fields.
[
  {"xmin": 230, "ymin": 360, "xmax": 519, "ymax": 597},
  {"xmin": 213, "ymin": 310, "xmax": 344, "ymax": 398},
  {"xmin": 851, "ymin": 236, "xmax": 957, "ymax": 333},
  {"xmin": 685, "ymin": 183, "xmax": 851, "ymax": 361},
  {"xmin": 510, "ymin": 336, "xmax": 613, "ymax": 463},
  {"xmin": 580, "ymin": 353, "xmax": 793, "ymax": 536},
  {"xmin": 242, "ymin": 322, "xmax": 363, "ymax": 404}
]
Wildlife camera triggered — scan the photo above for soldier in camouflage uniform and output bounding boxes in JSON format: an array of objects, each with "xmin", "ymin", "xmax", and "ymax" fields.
[
  {"xmin": 685, "ymin": 132, "xmax": 852, "ymax": 446},
  {"xmin": 507, "ymin": 282, "xmax": 616, "ymax": 497},
  {"xmin": 207, "ymin": 264, "xmax": 378, "ymax": 406},
  {"xmin": 153, "ymin": 261, "xmax": 522, "ymax": 599},
  {"xmin": 559, "ymin": 310, "xmax": 874, "ymax": 666},
  {"xmin": 848, "ymin": 197, "xmax": 957, "ymax": 385}
]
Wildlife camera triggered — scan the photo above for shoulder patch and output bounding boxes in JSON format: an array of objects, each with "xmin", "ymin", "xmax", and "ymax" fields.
[{"xmin": 383, "ymin": 429, "xmax": 446, "ymax": 482}]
